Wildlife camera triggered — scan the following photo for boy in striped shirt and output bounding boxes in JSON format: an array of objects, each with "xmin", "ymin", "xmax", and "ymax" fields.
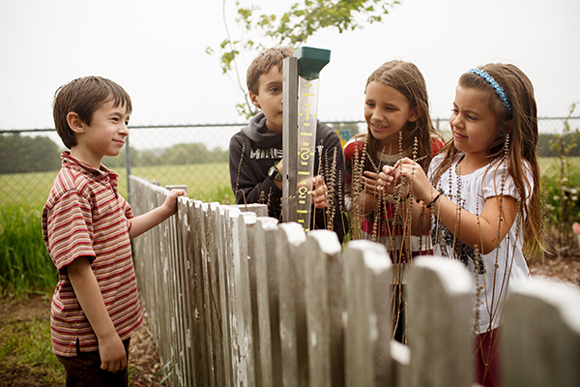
[{"xmin": 42, "ymin": 76, "xmax": 185, "ymax": 386}]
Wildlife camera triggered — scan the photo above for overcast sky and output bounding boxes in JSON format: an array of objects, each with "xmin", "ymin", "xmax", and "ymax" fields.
[{"xmin": 1, "ymin": 0, "xmax": 579, "ymax": 132}]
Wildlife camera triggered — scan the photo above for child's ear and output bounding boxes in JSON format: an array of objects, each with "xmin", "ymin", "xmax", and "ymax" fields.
[
  {"xmin": 249, "ymin": 92, "xmax": 261, "ymax": 109},
  {"xmin": 408, "ymin": 107, "xmax": 420, "ymax": 123},
  {"xmin": 66, "ymin": 112, "xmax": 84, "ymax": 134}
]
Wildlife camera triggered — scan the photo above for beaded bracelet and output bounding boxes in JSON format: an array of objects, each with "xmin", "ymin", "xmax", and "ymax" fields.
[{"xmin": 426, "ymin": 192, "xmax": 442, "ymax": 208}]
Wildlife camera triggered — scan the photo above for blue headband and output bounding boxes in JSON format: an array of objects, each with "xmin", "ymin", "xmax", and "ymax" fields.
[{"xmin": 467, "ymin": 68, "xmax": 512, "ymax": 113}]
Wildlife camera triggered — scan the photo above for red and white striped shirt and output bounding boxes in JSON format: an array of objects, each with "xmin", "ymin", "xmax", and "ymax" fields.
[{"xmin": 42, "ymin": 152, "xmax": 142, "ymax": 357}]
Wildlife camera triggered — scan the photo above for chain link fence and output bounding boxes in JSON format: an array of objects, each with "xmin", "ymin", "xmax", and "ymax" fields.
[{"xmin": 1, "ymin": 117, "xmax": 578, "ymax": 209}]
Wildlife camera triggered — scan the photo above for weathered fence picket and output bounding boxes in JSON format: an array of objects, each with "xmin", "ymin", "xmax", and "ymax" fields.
[
  {"xmin": 502, "ymin": 278, "xmax": 580, "ymax": 386},
  {"xmin": 130, "ymin": 176, "xmax": 580, "ymax": 387},
  {"xmin": 254, "ymin": 217, "xmax": 282, "ymax": 387},
  {"xmin": 408, "ymin": 257, "xmax": 473, "ymax": 387},
  {"xmin": 344, "ymin": 241, "xmax": 394, "ymax": 387},
  {"xmin": 276, "ymin": 222, "xmax": 309, "ymax": 387},
  {"xmin": 304, "ymin": 230, "xmax": 344, "ymax": 387}
]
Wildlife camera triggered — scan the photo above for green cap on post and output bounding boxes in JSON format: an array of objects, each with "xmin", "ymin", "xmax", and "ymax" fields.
[{"xmin": 294, "ymin": 46, "xmax": 331, "ymax": 80}]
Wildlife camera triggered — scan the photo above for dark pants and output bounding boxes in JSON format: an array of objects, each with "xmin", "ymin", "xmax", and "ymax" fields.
[
  {"xmin": 56, "ymin": 338, "xmax": 131, "ymax": 387},
  {"xmin": 474, "ymin": 328, "xmax": 501, "ymax": 387}
]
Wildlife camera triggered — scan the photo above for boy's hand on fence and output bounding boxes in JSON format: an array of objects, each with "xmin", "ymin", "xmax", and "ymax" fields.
[
  {"xmin": 129, "ymin": 189, "xmax": 187, "ymax": 238},
  {"xmin": 311, "ymin": 175, "xmax": 328, "ymax": 209},
  {"xmin": 164, "ymin": 189, "xmax": 187, "ymax": 215},
  {"xmin": 98, "ymin": 333, "xmax": 127, "ymax": 373}
]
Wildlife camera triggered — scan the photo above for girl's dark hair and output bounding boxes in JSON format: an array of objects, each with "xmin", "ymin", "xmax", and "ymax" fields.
[
  {"xmin": 431, "ymin": 63, "xmax": 542, "ymax": 256},
  {"xmin": 53, "ymin": 76, "xmax": 132, "ymax": 149}
]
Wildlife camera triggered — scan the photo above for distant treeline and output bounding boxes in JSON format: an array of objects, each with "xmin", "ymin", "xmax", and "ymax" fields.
[
  {"xmin": 1, "ymin": 132, "xmax": 578, "ymax": 174},
  {"xmin": 0, "ymin": 134, "xmax": 229, "ymax": 174},
  {"xmin": 103, "ymin": 142, "xmax": 229, "ymax": 168},
  {"xmin": 0, "ymin": 133, "xmax": 61, "ymax": 173}
]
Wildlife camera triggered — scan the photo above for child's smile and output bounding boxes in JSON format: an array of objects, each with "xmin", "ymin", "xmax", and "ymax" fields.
[
  {"xmin": 364, "ymin": 81, "xmax": 417, "ymax": 149},
  {"xmin": 72, "ymin": 99, "xmax": 130, "ymax": 168}
]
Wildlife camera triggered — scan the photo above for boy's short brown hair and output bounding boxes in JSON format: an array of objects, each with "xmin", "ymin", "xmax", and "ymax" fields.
[
  {"xmin": 246, "ymin": 47, "xmax": 293, "ymax": 95},
  {"xmin": 53, "ymin": 76, "xmax": 132, "ymax": 149}
]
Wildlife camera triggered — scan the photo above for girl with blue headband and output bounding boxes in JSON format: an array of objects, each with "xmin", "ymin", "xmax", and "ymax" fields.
[{"xmin": 377, "ymin": 63, "xmax": 542, "ymax": 386}]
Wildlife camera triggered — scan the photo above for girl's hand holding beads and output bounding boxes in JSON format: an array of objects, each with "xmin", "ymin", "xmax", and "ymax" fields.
[
  {"xmin": 362, "ymin": 170, "xmax": 383, "ymax": 196},
  {"xmin": 377, "ymin": 166, "xmax": 396, "ymax": 193},
  {"xmin": 390, "ymin": 158, "xmax": 434, "ymax": 203}
]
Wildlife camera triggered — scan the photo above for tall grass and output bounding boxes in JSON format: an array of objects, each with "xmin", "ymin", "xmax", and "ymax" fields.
[{"xmin": 0, "ymin": 205, "xmax": 57, "ymax": 297}]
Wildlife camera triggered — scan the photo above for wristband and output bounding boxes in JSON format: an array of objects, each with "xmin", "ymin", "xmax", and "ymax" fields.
[{"xmin": 426, "ymin": 191, "xmax": 442, "ymax": 208}]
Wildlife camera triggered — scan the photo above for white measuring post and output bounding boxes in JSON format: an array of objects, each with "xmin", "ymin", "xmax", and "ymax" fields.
[{"xmin": 282, "ymin": 46, "xmax": 331, "ymax": 229}]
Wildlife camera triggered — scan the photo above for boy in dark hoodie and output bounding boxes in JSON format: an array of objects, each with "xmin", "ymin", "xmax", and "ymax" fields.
[{"xmin": 228, "ymin": 47, "xmax": 347, "ymax": 242}]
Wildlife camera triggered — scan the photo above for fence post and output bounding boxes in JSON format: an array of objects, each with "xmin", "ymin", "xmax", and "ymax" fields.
[
  {"xmin": 276, "ymin": 222, "xmax": 309, "ymax": 387},
  {"xmin": 243, "ymin": 211, "xmax": 264, "ymax": 387},
  {"xmin": 224, "ymin": 206, "xmax": 242, "ymax": 386},
  {"xmin": 207, "ymin": 202, "xmax": 226, "ymax": 387},
  {"xmin": 408, "ymin": 256, "xmax": 474, "ymax": 387},
  {"xmin": 502, "ymin": 278, "xmax": 580, "ymax": 386},
  {"xmin": 177, "ymin": 196, "xmax": 198, "ymax": 387},
  {"xmin": 198, "ymin": 203, "xmax": 218, "ymax": 387},
  {"xmin": 229, "ymin": 208, "xmax": 257, "ymax": 386},
  {"xmin": 344, "ymin": 240, "xmax": 394, "ymax": 387},
  {"xmin": 192, "ymin": 200, "xmax": 211, "ymax": 386},
  {"xmin": 216, "ymin": 205, "xmax": 234, "ymax": 387},
  {"xmin": 163, "ymin": 188, "xmax": 185, "ymax": 386},
  {"xmin": 254, "ymin": 217, "xmax": 283, "ymax": 386},
  {"xmin": 304, "ymin": 230, "xmax": 345, "ymax": 387}
]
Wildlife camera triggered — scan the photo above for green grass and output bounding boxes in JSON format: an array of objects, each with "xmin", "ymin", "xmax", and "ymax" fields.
[
  {"xmin": 0, "ymin": 205, "xmax": 57, "ymax": 297},
  {"xmin": 0, "ymin": 162, "xmax": 234, "ymax": 209},
  {"xmin": 0, "ymin": 170, "xmax": 59, "ymax": 208},
  {"xmin": 539, "ymin": 156, "xmax": 580, "ymax": 177},
  {"xmin": 540, "ymin": 157, "xmax": 580, "ymax": 246},
  {"xmin": 130, "ymin": 163, "xmax": 234, "ymax": 204},
  {"xmin": 0, "ymin": 312, "xmax": 65, "ymax": 385}
]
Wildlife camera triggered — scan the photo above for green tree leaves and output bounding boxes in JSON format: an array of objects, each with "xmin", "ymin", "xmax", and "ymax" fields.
[{"xmin": 208, "ymin": 0, "xmax": 400, "ymax": 117}]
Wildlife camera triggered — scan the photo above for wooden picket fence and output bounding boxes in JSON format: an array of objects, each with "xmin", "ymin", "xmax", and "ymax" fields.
[{"xmin": 129, "ymin": 176, "xmax": 580, "ymax": 387}]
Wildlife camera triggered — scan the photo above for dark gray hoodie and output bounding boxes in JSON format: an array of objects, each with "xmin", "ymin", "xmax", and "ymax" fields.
[{"xmin": 228, "ymin": 112, "xmax": 348, "ymax": 242}]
